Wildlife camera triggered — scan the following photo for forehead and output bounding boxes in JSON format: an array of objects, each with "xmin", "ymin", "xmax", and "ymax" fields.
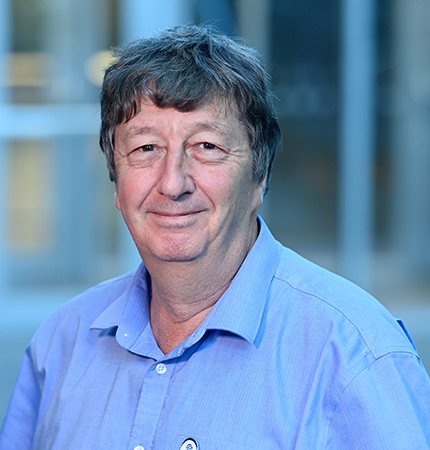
[{"xmin": 116, "ymin": 99, "xmax": 246, "ymax": 140}]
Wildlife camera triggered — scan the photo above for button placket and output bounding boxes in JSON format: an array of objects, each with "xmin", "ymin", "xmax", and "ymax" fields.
[{"xmin": 129, "ymin": 359, "xmax": 175, "ymax": 448}]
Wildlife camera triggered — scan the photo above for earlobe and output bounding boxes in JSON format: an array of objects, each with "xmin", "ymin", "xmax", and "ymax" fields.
[
  {"xmin": 114, "ymin": 189, "xmax": 121, "ymax": 210},
  {"xmin": 259, "ymin": 178, "xmax": 267, "ymax": 204},
  {"xmin": 254, "ymin": 182, "xmax": 266, "ymax": 210}
]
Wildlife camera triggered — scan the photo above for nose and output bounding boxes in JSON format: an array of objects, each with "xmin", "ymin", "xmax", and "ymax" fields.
[{"xmin": 156, "ymin": 149, "xmax": 195, "ymax": 200}]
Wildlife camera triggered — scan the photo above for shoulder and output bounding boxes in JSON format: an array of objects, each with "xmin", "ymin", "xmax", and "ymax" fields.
[
  {"xmin": 47, "ymin": 270, "xmax": 134, "ymax": 323},
  {"xmin": 270, "ymin": 245, "xmax": 417, "ymax": 360},
  {"xmin": 28, "ymin": 270, "xmax": 137, "ymax": 359}
]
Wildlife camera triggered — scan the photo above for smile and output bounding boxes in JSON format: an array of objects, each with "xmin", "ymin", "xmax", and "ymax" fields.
[
  {"xmin": 150, "ymin": 210, "xmax": 203, "ymax": 217},
  {"xmin": 148, "ymin": 210, "xmax": 204, "ymax": 227}
]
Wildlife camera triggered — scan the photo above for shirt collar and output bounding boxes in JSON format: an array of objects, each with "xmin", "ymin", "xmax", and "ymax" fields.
[
  {"xmin": 90, "ymin": 216, "xmax": 282, "ymax": 352},
  {"xmin": 90, "ymin": 263, "xmax": 150, "ymax": 332},
  {"xmin": 184, "ymin": 216, "xmax": 282, "ymax": 347}
]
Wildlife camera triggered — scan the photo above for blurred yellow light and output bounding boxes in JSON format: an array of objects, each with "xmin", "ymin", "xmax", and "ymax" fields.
[
  {"xmin": 4, "ymin": 52, "xmax": 52, "ymax": 87},
  {"xmin": 84, "ymin": 50, "xmax": 116, "ymax": 86}
]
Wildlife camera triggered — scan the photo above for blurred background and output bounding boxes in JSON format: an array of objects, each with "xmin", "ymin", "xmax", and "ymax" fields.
[{"xmin": 0, "ymin": 0, "xmax": 429, "ymax": 421}]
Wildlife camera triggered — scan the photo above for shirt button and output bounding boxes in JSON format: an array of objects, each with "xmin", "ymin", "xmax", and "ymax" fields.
[
  {"xmin": 134, "ymin": 446, "xmax": 144, "ymax": 450},
  {"xmin": 155, "ymin": 363, "xmax": 167, "ymax": 375}
]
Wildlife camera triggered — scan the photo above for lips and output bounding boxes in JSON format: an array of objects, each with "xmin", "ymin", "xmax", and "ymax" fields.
[
  {"xmin": 149, "ymin": 210, "xmax": 203, "ymax": 217},
  {"xmin": 146, "ymin": 209, "xmax": 206, "ymax": 229}
]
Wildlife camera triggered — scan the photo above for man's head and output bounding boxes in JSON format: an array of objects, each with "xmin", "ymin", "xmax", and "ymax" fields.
[{"xmin": 99, "ymin": 24, "xmax": 281, "ymax": 193}]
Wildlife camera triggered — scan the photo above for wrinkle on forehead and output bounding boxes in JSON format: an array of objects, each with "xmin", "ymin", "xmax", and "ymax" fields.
[
  {"xmin": 123, "ymin": 120, "xmax": 232, "ymax": 140},
  {"xmin": 124, "ymin": 94, "xmax": 239, "ymax": 124},
  {"xmin": 119, "ymin": 98, "xmax": 244, "ymax": 136}
]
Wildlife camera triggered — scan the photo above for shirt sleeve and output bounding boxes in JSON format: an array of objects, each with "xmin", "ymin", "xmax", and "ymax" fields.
[
  {"xmin": 327, "ymin": 351, "xmax": 430, "ymax": 449},
  {"xmin": 0, "ymin": 346, "xmax": 41, "ymax": 449}
]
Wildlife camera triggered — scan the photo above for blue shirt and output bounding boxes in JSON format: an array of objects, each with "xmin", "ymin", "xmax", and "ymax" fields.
[{"xmin": 1, "ymin": 218, "xmax": 430, "ymax": 449}]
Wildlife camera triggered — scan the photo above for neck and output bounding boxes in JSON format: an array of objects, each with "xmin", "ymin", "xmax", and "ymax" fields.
[{"xmin": 147, "ymin": 218, "xmax": 259, "ymax": 354}]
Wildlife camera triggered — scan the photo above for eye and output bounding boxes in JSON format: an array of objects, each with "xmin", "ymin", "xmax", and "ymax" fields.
[
  {"xmin": 138, "ymin": 144, "xmax": 155, "ymax": 152},
  {"xmin": 191, "ymin": 141, "xmax": 226, "ymax": 163},
  {"xmin": 127, "ymin": 143, "xmax": 160, "ymax": 167},
  {"xmin": 201, "ymin": 142, "xmax": 217, "ymax": 150}
]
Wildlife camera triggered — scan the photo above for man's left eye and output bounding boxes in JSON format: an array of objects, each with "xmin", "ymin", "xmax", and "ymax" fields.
[
  {"xmin": 139, "ymin": 144, "xmax": 155, "ymax": 152},
  {"xmin": 192, "ymin": 142, "xmax": 225, "ymax": 162},
  {"xmin": 201, "ymin": 142, "xmax": 217, "ymax": 150}
]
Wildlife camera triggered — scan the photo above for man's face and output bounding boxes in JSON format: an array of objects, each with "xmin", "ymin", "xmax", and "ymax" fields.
[{"xmin": 113, "ymin": 100, "xmax": 264, "ymax": 266}]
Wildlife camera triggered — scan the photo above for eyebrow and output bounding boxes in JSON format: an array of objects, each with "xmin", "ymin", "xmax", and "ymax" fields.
[
  {"xmin": 187, "ymin": 121, "xmax": 228, "ymax": 135},
  {"xmin": 123, "ymin": 126, "xmax": 157, "ymax": 139}
]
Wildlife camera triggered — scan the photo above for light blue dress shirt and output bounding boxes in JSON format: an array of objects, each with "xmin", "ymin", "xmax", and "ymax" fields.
[{"xmin": 1, "ymin": 218, "xmax": 430, "ymax": 449}]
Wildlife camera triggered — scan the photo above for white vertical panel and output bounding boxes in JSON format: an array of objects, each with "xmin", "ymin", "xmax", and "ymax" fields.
[
  {"xmin": 391, "ymin": 0, "xmax": 430, "ymax": 272},
  {"xmin": 338, "ymin": 0, "xmax": 376, "ymax": 287},
  {"xmin": 236, "ymin": 0, "xmax": 271, "ymax": 62},
  {"xmin": 119, "ymin": 0, "xmax": 194, "ymax": 43}
]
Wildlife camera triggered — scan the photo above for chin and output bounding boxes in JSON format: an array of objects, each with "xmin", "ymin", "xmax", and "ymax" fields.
[
  {"xmin": 150, "ymin": 250, "xmax": 204, "ymax": 264},
  {"xmin": 145, "ymin": 239, "xmax": 207, "ymax": 264},
  {"xmin": 157, "ymin": 254, "xmax": 200, "ymax": 263}
]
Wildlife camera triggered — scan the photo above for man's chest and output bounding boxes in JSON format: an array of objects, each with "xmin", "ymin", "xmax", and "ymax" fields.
[{"xmin": 32, "ymin": 332, "xmax": 331, "ymax": 449}]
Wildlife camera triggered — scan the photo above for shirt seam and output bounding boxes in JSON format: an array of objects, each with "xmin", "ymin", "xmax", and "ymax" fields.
[
  {"xmin": 323, "ymin": 350, "xmax": 421, "ymax": 449},
  {"xmin": 273, "ymin": 275, "xmax": 414, "ymax": 358}
]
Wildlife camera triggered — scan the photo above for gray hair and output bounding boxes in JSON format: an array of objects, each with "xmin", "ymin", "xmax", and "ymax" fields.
[{"xmin": 99, "ymin": 25, "xmax": 281, "ymax": 192}]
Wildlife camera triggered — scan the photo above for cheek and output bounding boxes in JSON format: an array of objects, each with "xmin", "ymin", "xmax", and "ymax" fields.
[
  {"xmin": 237, "ymin": 177, "xmax": 263, "ymax": 214},
  {"xmin": 198, "ymin": 169, "xmax": 239, "ymax": 206},
  {"xmin": 116, "ymin": 170, "xmax": 152, "ymax": 207},
  {"xmin": 202, "ymin": 168, "xmax": 259, "ymax": 212}
]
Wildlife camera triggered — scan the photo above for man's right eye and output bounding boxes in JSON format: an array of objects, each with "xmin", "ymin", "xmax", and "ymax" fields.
[{"xmin": 127, "ymin": 143, "xmax": 162, "ymax": 167}]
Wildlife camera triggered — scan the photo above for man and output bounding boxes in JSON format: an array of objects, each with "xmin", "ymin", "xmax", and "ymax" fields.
[{"xmin": 1, "ymin": 25, "xmax": 429, "ymax": 449}]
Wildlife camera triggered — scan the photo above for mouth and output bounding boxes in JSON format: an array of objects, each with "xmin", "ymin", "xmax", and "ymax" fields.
[
  {"xmin": 150, "ymin": 210, "xmax": 203, "ymax": 218},
  {"xmin": 147, "ymin": 209, "xmax": 205, "ymax": 227}
]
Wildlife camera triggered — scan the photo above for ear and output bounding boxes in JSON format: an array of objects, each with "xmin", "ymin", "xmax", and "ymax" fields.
[
  {"xmin": 259, "ymin": 176, "xmax": 267, "ymax": 203},
  {"xmin": 253, "ymin": 176, "xmax": 267, "ymax": 211},
  {"xmin": 114, "ymin": 187, "xmax": 121, "ymax": 211}
]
